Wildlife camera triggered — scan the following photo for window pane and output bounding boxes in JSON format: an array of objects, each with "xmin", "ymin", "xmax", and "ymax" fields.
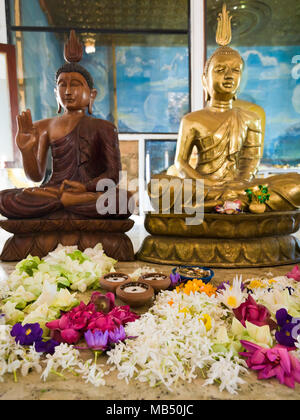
[
  {"xmin": 13, "ymin": 31, "xmax": 189, "ymax": 133},
  {"xmin": 145, "ymin": 140, "xmax": 177, "ymax": 182},
  {"xmin": 206, "ymin": 0, "xmax": 300, "ymax": 166},
  {"xmin": 9, "ymin": 0, "xmax": 189, "ymax": 31}
]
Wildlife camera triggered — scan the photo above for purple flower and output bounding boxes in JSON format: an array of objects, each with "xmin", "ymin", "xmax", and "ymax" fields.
[
  {"xmin": 108, "ymin": 325, "xmax": 126, "ymax": 345},
  {"xmin": 275, "ymin": 308, "xmax": 300, "ymax": 348},
  {"xmin": 11, "ymin": 323, "xmax": 43, "ymax": 346},
  {"xmin": 170, "ymin": 272, "xmax": 181, "ymax": 287},
  {"xmin": 216, "ymin": 281, "xmax": 230, "ymax": 291},
  {"xmin": 84, "ymin": 329, "xmax": 109, "ymax": 351},
  {"xmin": 35, "ymin": 339, "xmax": 59, "ymax": 355}
]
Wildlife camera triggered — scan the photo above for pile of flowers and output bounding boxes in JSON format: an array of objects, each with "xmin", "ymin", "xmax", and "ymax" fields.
[
  {"xmin": 1, "ymin": 249, "xmax": 300, "ymax": 394},
  {"xmin": 0, "ymin": 291, "xmax": 139, "ymax": 386},
  {"xmin": 107, "ymin": 268, "xmax": 300, "ymax": 394},
  {"xmin": 0, "ymin": 244, "xmax": 117, "ymax": 329}
]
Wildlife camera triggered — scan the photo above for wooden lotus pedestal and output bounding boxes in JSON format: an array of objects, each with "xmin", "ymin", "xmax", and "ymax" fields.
[
  {"xmin": 0, "ymin": 218, "xmax": 135, "ymax": 262},
  {"xmin": 137, "ymin": 211, "xmax": 300, "ymax": 268}
]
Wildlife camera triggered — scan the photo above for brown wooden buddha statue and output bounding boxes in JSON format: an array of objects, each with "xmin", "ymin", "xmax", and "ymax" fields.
[{"xmin": 0, "ymin": 31, "xmax": 132, "ymax": 220}]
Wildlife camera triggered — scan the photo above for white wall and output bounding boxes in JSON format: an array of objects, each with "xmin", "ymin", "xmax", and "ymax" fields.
[
  {"xmin": 0, "ymin": 0, "xmax": 7, "ymax": 44},
  {"xmin": 190, "ymin": 0, "xmax": 205, "ymax": 111}
]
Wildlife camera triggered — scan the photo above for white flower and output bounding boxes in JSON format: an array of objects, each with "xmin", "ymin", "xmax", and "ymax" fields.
[
  {"xmin": 217, "ymin": 275, "xmax": 246, "ymax": 309},
  {"xmin": 107, "ymin": 288, "xmax": 245, "ymax": 394},
  {"xmin": 203, "ymin": 352, "xmax": 248, "ymax": 394},
  {"xmin": 76, "ymin": 360, "xmax": 106, "ymax": 387}
]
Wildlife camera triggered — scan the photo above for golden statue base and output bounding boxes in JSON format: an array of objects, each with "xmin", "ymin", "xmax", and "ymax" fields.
[{"xmin": 136, "ymin": 211, "xmax": 300, "ymax": 268}]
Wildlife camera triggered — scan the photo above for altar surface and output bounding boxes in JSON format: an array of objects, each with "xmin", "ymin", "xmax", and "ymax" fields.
[{"xmin": 0, "ymin": 219, "xmax": 299, "ymax": 401}]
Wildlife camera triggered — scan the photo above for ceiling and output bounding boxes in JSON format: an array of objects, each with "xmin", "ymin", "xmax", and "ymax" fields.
[
  {"xmin": 206, "ymin": 0, "xmax": 300, "ymax": 47},
  {"xmin": 39, "ymin": 0, "xmax": 189, "ymax": 31}
]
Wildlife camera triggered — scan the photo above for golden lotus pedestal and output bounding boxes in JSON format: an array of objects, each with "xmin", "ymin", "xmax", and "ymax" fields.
[{"xmin": 137, "ymin": 211, "xmax": 300, "ymax": 268}]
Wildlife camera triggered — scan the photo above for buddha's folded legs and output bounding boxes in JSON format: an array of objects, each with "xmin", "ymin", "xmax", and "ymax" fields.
[
  {"xmin": 0, "ymin": 187, "xmax": 62, "ymax": 218},
  {"xmin": 64, "ymin": 189, "xmax": 134, "ymax": 219},
  {"xmin": 0, "ymin": 187, "xmax": 134, "ymax": 219},
  {"xmin": 147, "ymin": 173, "xmax": 300, "ymax": 214}
]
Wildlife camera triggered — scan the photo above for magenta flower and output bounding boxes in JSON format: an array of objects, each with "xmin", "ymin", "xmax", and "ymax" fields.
[
  {"xmin": 108, "ymin": 325, "xmax": 126, "ymax": 345},
  {"xmin": 233, "ymin": 294, "xmax": 276, "ymax": 329},
  {"xmin": 87, "ymin": 313, "xmax": 117, "ymax": 333},
  {"xmin": 239, "ymin": 340, "xmax": 300, "ymax": 388},
  {"xmin": 286, "ymin": 265, "xmax": 300, "ymax": 282},
  {"xmin": 46, "ymin": 301, "xmax": 97, "ymax": 344},
  {"xmin": 89, "ymin": 291, "xmax": 115, "ymax": 313},
  {"xmin": 84, "ymin": 330, "xmax": 109, "ymax": 351},
  {"xmin": 109, "ymin": 306, "xmax": 140, "ymax": 326},
  {"xmin": 11, "ymin": 323, "xmax": 43, "ymax": 345},
  {"xmin": 275, "ymin": 308, "xmax": 300, "ymax": 348}
]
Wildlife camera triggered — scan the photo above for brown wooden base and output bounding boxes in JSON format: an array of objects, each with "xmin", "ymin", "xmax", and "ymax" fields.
[{"xmin": 0, "ymin": 218, "xmax": 135, "ymax": 262}]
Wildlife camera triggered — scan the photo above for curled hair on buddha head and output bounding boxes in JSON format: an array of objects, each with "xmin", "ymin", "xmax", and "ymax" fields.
[
  {"xmin": 204, "ymin": 4, "xmax": 245, "ymax": 76},
  {"xmin": 204, "ymin": 45, "xmax": 244, "ymax": 76},
  {"xmin": 55, "ymin": 30, "xmax": 94, "ymax": 89},
  {"xmin": 55, "ymin": 62, "xmax": 94, "ymax": 89}
]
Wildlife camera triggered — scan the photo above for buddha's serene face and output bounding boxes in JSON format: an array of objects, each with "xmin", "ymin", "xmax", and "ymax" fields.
[
  {"xmin": 205, "ymin": 54, "xmax": 243, "ymax": 100},
  {"xmin": 55, "ymin": 72, "xmax": 95, "ymax": 112}
]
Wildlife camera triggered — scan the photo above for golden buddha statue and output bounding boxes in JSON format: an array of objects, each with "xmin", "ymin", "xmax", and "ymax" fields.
[
  {"xmin": 138, "ymin": 4, "xmax": 300, "ymax": 267},
  {"xmin": 148, "ymin": 4, "xmax": 300, "ymax": 214}
]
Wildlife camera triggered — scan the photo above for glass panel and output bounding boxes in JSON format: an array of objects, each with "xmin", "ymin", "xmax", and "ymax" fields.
[
  {"xmin": 0, "ymin": 52, "xmax": 14, "ymax": 162},
  {"xmin": 12, "ymin": 31, "xmax": 189, "ymax": 133},
  {"xmin": 145, "ymin": 140, "xmax": 177, "ymax": 183},
  {"xmin": 206, "ymin": 0, "xmax": 300, "ymax": 166},
  {"xmin": 8, "ymin": 0, "xmax": 189, "ymax": 31}
]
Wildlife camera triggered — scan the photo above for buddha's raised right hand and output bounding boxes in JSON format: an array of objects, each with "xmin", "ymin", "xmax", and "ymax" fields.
[{"xmin": 16, "ymin": 109, "xmax": 39, "ymax": 151}]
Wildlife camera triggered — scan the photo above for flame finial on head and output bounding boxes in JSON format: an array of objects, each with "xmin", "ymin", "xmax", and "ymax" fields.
[
  {"xmin": 216, "ymin": 3, "xmax": 232, "ymax": 47},
  {"xmin": 64, "ymin": 30, "xmax": 83, "ymax": 63}
]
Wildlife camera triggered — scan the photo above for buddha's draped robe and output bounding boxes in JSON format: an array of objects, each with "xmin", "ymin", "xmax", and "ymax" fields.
[
  {"xmin": 148, "ymin": 107, "xmax": 300, "ymax": 213},
  {"xmin": 0, "ymin": 116, "xmax": 132, "ymax": 219}
]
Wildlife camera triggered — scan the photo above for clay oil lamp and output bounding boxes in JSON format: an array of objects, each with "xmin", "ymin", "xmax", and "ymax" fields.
[
  {"xmin": 138, "ymin": 273, "xmax": 171, "ymax": 293},
  {"xmin": 99, "ymin": 273, "xmax": 132, "ymax": 293},
  {"xmin": 116, "ymin": 281, "xmax": 154, "ymax": 308}
]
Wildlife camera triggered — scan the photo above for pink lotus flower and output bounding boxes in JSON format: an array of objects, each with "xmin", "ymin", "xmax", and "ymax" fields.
[
  {"xmin": 46, "ymin": 293, "xmax": 139, "ymax": 345},
  {"xmin": 233, "ymin": 294, "xmax": 276, "ymax": 329},
  {"xmin": 286, "ymin": 265, "xmax": 300, "ymax": 282},
  {"xmin": 240, "ymin": 340, "xmax": 300, "ymax": 388},
  {"xmin": 46, "ymin": 301, "xmax": 97, "ymax": 344},
  {"xmin": 87, "ymin": 313, "xmax": 117, "ymax": 333},
  {"xmin": 89, "ymin": 291, "xmax": 115, "ymax": 313},
  {"xmin": 109, "ymin": 305, "xmax": 140, "ymax": 326}
]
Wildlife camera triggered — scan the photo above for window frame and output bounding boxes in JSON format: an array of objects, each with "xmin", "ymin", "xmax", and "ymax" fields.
[{"xmin": 5, "ymin": 0, "xmax": 194, "ymax": 135}]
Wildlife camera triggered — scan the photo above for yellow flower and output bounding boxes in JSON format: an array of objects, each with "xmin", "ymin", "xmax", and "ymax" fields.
[
  {"xmin": 179, "ymin": 307, "xmax": 190, "ymax": 317},
  {"xmin": 248, "ymin": 279, "xmax": 266, "ymax": 289},
  {"xmin": 200, "ymin": 313, "xmax": 212, "ymax": 331}
]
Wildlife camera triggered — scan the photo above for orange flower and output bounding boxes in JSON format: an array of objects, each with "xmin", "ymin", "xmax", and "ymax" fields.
[{"xmin": 176, "ymin": 279, "xmax": 217, "ymax": 297}]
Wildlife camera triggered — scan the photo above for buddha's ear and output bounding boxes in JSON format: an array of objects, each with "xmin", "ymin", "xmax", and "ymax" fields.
[
  {"xmin": 202, "ymin": 74, "xmax": 210, "ymax": 102},
  {"xmin": 54, "ymin": 88, "xmax": 62, "ymax": 114},
  {"xmin": 88, "ymin": 88, "xmax": 98, "ymax": 115}
]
